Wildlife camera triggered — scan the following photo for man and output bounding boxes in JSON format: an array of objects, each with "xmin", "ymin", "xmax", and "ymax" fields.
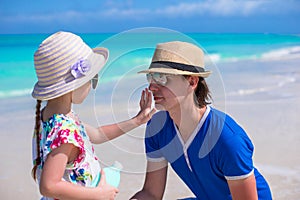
[{"xmin": 131, "ymin": 41, "xmax": 272, "ymax": 200}]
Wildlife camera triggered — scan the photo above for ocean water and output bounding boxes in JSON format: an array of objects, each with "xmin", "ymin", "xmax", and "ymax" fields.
[
  {"xmin": 1, "ymin": 31, "xmax": 300, "ymax": 99},
  {"xmin": 1, "ymin": 32, "xmax": 300, "ymax": 200}
]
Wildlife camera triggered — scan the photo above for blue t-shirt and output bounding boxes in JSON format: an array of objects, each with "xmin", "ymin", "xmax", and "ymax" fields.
[{"xmin": 145, "ymin": 106, "xmax": 272, "ymax": 200}]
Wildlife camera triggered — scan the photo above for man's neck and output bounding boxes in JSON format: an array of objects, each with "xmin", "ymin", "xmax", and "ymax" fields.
[{"xmin": 169, "ymin": 103, "xmax": 206, "ymax": 143}]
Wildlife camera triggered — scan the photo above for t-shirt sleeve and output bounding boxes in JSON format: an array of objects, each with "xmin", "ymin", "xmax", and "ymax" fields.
[
  {"xmin": 218, "ymin": 132, "xmax": 254, "ymax": 180},
  {"xmin": 144, "ymin": 120, "xmax": 166, "ymax": 162},
  {"xmin": 44, "ymin": 118, "xmax": 86, "ymax": 169}
]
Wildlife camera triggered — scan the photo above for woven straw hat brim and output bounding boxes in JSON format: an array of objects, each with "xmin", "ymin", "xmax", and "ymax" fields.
[
  {"xmin": 138, "ymin": 41, "xmax": 211, "ymax": 78},
  {"xmin": 138, "ymin": 68, "xmax": 211, "ymax": 78},
  {"xmin": 32, "ymin": 47, "xmax": 108, "ymax": 101}
]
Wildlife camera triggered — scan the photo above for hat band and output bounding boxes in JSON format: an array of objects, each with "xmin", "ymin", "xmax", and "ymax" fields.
[{"xmin": 149, "ymin": 61, "xmax": 205, "ymax": 73}]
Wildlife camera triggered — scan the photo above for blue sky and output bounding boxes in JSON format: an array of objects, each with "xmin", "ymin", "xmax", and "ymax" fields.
[{"xmin": 1, "ymin": 0, "xmax": 300, "ymax": 34}]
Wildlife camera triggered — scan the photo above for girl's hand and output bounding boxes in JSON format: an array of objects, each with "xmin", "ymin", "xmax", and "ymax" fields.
[
  {"xmin": 135, "ymin": 88, "xmax": 156, "ymax": 125},
  {"xmin": 96, "ymin": 170, "xmax": 119, "ymax": 200}
]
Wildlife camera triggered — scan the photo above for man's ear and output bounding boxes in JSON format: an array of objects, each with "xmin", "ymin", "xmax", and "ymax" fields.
[{"xmin": 188, "ymin": 76, "xmax": 199, "ymax": 89}]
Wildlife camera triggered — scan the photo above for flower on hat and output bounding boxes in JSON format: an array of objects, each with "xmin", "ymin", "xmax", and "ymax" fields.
[{"xmin": 71, "ymin": 58, "xmax": 91, "ymax": 79}]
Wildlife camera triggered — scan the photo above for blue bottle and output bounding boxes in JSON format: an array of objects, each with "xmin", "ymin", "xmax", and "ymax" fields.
[{"xmin": 101, "ymin": 161, "xmax": 123, "ymax": 188}]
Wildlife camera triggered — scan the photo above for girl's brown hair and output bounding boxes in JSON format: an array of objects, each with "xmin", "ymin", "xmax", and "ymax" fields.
[{"xmin": 31, "ymin": 100, "xmax": 42, "ymax": 180}]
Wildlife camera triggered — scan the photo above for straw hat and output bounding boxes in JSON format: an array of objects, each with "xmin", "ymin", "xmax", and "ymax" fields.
[
  {"xmin": 139, "ymin": 41, "xmax": 211, "ymax": 77},
  {"xmin": 32, "ymin": 31, "xmax": 108, "ymax": 100}
]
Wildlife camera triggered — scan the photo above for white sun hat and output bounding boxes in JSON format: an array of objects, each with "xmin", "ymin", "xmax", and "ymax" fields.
[{"xmin": 32, "ymin": 31, "xmax": 108, "ymax": 100}]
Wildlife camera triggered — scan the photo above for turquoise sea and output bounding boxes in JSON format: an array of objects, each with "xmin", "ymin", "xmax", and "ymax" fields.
[
  {"xmin": 1, "ymin": 30, "xmax": 300, "ymax": 199},
  {"xmin": 1, "ymin": 31, "xmax": 300, "ymax": 99}
]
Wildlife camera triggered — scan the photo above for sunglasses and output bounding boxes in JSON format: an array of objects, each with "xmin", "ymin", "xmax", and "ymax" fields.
[
  {"xmin": 91, "ymin": 74, "xmax": 98, "ymax": 89},
  {"xmin": 146, "ymin": 73, "xmax": 174, "ymax": 86}
]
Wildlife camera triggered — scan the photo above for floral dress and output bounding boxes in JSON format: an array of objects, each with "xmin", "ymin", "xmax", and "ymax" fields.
[{"xmin": 32, "ymin": 112, "xmax": 101, "ymax": 200}]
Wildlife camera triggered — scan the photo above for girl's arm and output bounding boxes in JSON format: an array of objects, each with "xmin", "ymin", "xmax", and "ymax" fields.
[
  {"xmin": 40, "ymin": 143, "xmax": 118, "ymax": 200},
  {"xmin": 85, "ymin": 89, "xmax": 156, "ymax": 144}
]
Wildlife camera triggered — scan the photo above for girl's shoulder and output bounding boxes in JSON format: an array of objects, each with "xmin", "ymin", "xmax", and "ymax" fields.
[{"xmin": 43, "ymin": 112, "xmax": 82, "ymax": 130}]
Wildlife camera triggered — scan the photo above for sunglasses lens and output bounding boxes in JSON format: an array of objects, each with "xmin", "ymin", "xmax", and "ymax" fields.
[
  {"xmin": 146, "ymin": 74, "xmax": 152, "ymax": 83},
  {"xmin": 92, "ymin": 74, "xmax": 98, "ymax": 89},
  {"xmin": 146, "ymin": 73, "xmax": 167, "ymax": 86}
]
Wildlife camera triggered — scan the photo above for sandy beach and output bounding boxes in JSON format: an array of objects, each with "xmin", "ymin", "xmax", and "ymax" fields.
[{"xmin": 0, "ymin": 57, "xmax": 299, "ymax": 199}]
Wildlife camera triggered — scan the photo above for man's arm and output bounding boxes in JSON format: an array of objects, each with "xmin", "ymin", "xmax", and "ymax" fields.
[
  {"xmin": 131, "ymin": 160, "xmax": 168, "ymax": 200},
  {"xmin": 227, "ymin": 173, "xmax": 258, "ymax": 200}
]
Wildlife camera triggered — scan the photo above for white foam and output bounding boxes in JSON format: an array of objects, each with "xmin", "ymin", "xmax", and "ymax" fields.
[
  {"xmin": 261, "ymin": 46, "xmax": 300, "ymax": 60},
  {"xmin": 208, "ymin": 46, "xmax": 300, "ymax": 63},
  {"xmin": 228, "ymin": 76, "xmax": 296, "ymax": 97},
  {"xmin": 0, "ymin": 88, "xmax": 31, "ymax": 99},
  {"xmin": 278, "ymin": 76, "xmax": 296, "ymax": 87},
  {"xmin": 205, "ymin": 53, "xmax": 221, "ymax": 63}
]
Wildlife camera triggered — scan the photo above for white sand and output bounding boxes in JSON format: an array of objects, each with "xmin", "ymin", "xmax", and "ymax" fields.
[{"xmin": 0, "ymin": 58, "xmax": 299, "ymax": 199}]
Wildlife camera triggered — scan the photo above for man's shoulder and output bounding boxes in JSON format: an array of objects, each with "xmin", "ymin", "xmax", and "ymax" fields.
[
  {"xmin": 146, "ymin": 111, "xmax": 171, "ymax": 136},
  {"xmin": 149, "ymin": 111, "xmax": 170, "ymax": 124}
]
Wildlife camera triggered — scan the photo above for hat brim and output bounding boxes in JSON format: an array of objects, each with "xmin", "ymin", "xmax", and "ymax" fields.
[
  {"xmin": 32, "ymin": 47, "xmax": 109, "ymax": 100},
  {"xmin": 138, "ymin": 68, "xmax": 211, "ymax": 78}
]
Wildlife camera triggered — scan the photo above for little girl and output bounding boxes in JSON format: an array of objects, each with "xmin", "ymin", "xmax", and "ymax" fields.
[{"xmin": 31, "ymin": 31, "xmax": 155, "ymax": 200}]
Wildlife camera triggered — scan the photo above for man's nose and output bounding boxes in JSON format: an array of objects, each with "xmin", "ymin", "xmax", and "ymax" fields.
[{"xmin": 148, "ymin": 82, "xmax": 159, "ymax": 92}]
